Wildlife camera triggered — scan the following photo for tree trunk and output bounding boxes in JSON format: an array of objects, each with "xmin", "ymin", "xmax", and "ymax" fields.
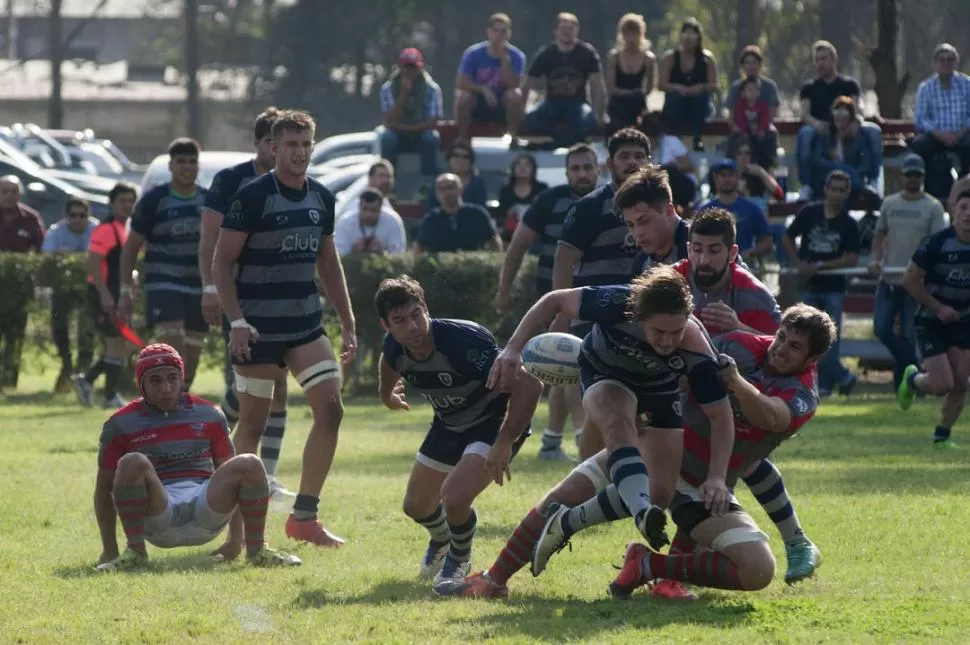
[
  {"xmin": 184, "ymin": 0, "xmax": 202, "ymax": 140},
  {"xmin": 48, "ymin": 0, "xmax": 63, "ymax": 128},
  {"xmin": 818, "ymin": 0, "xmax": 853, "ymax": 64},
  {"xmin": 865, "ymin": 0, "xmax": 908, "ymax": 118},
  {"xmin": 733, "ymin": 0, "xmax": 759, "ymax": 81}
]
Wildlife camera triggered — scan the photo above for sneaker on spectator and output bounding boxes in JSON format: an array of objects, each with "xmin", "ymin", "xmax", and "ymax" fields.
[{"xmin": 101, "ymin": 394, "xmax": 127, "ymax": 409}]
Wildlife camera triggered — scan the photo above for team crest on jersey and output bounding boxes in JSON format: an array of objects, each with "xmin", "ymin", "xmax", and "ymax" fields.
[
  {"xmin": 309, "ymin": 209, "xmax": 320, "ymax": 224},
  {"xmin": 438, "ymin": 372, "xmax": 453, "ymax": 386},
  {"xmin": 190, "ymin": 423, "xmax": 205, "ymax": 436},
  {"xmin": 228, "ymin": 200, "xmax": 243, "ymax": 223},
  {"xmin": 791, "ymin": 395, "xmax": 810, "ymax": 416},
  {"xmin": 668, "ymin": 355, "xmax": 685, "ymax": 370}
]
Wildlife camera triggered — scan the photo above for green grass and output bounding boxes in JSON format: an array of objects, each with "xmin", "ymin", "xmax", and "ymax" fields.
[{"xmin": 2, "ymin": 368, "xmax": 968, "ymax": 644}]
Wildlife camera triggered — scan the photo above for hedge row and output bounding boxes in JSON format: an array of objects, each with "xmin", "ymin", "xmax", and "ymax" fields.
[{"xmin": 0, "ymin": 252, "xmax": 539, "ymax": 379}]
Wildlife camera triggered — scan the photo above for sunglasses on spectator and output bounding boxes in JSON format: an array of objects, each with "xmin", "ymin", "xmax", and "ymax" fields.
[
  {"xmin": 938, "ymin": 56, "xmax": 957, "ymax": 63},
  {"xmin": 68, "ymin": 211, "xmax": 88, "ymax": 218},
  {"xmin": 450, "ymin": 152, "xmax": 472, "ymax": 160}
]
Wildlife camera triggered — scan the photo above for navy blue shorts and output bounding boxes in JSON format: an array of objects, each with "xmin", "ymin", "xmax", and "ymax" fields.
[
  {"xmin": 473, "ymin": 94, "xmax": 507, "ymax": 124},
  {"xmin": 578, "ymin": 354, "xmax": 683, "ymax": 430},
  {"xmin": 230, "ymin": 327, "xmax": 326, "ymax": 368},
  {"xmin": 569, "ymin": 321, "xmax": 594, "ymax": 339},
  {"xmin": 916, "ymin": 316, "xmax": 970, "ymax": 358},
  {"xmin": 417, "ymin": 416, "xmax": 531, "ymax": 472},
  {"xmin": 146, "ymin": 290, "xmax": 208, "ymax": 333}
]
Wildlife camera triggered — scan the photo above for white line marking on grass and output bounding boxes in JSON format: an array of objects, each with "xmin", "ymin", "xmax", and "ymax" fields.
[{"xmin": 232, "ymin": 604, "xmax": 275, "ymax": 633}]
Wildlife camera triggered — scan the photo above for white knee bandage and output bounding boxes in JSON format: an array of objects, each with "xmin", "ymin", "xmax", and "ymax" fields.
[
  {"xmin": 295, "ymin": 360, "xmax": 340, "ymax": 392},
  {"xmin": 569, "ymin": 456, "xmax": 610, "ymax": 493},
  {"xmin": 183, "ymin": 336, "xmax": 205, "ymax": 348},
  {"xmin": 233, "ymin": 371, "xmax": 276, "ymax": 399},
  {"xmin": 710, "ymin": 526, "xmax": 770, "ymax": 552}
]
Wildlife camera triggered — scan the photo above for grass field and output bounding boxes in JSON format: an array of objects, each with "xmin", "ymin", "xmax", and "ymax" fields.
[{"xmin": 2, "ymin": 367, "xmax": 969, "ymax": 644}]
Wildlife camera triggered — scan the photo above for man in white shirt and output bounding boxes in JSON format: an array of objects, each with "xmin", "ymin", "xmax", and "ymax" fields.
[
  {"xmin": 335, "ymin": 160, "xmax": 397, "ymax": 221},
  {"xmin": 334, "ymin": 189, "xmax": 407, "ymax": 256}
]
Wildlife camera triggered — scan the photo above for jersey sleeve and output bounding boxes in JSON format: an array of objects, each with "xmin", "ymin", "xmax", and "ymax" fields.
[
  {"xmin": 381, "ymin": 331, "xmax": 404, "ymax": 370},
  {"xmin": 686, "ymin": 356, "xmax": 727, "ymax": 405},
  {"xmin": 129, "ymin": 189, "xmax": 158, "ymax": 237},
  {"xmin": 576, "ymin": 285, "xmax": 631, "ymax": 326},
  {"xmin": 521, "ymin": 191, "xmax": 549, "ymax": 233},
  {"xmin": 97, "ymin": 416, "xmax": 127, "ymax": 470},
  {"xmin": 204, "ymin": 168, "xmax": 243, "ymax": 216},
  {"xmin": 207, "ymin": 409, "xmax": 234, "ymax": 461},
  {"xmin": 911, "ymin": 232, "xmax": 942, "ymax": 270},
  {"xmin": 88, "ymin": 224, "xmax": 115, "ymax": 256},
  {"xmin": 775, "ymin": 382, "xmax": 818, "ymax": 433},
  {"xmin": 318, "ymin": 185, "xmax": 337, "ymax": 236},
  {"xmin": 558, "ymin": 197, "xmax": 597, "ymax": 253},
  {"xmin": 457, "ymin": 45, "xmax": 477, "ymax": 78},
  {"xmin": 221, "ymin": 186, "xmax": 264, "ymax": 232},
  {"xmin": 450, "ymin": 322, "xmax": 500, "ymax": 380}
]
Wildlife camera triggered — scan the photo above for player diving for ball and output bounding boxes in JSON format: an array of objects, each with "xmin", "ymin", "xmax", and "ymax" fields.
[
  {"xmin": 438, "ymin": 304, "xmax": 833, "ymax": 599},
  {"xmin": 375, "ymin": 276, "xmax": 542, "ymax": 592},
  {"xmin": 94, "ymin": 344, "xmax": 300, "ymax": 571},
  {"xmin": 212, "ymin": 109, "xmax": 357, "ymax": 547}
]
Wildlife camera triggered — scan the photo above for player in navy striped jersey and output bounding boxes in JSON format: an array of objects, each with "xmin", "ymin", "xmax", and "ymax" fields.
[
  {"xmin": 198, "ymin": 107, "xmax": 294, "ymax": 501},
  {"xmin": 212, "ymin": 110, "xmax": 357, "ymax": 548},
  {"xmin": 496, "ymin": 143, "xmax": 600, "ymax": 463},
  {"xmin": 118, "ymin": 138, "xmax": 208, "ymax": 390},
  {"xmin": 94, "ymin": 344, "xmax": 299, "ymax": 571},
  {"xmin": 898, "ymin": 189, "xmax": 970, "ymax": 448},
  {"xmin": 375, "ymin": 275, "xmax": 541, "ymax": 592}
]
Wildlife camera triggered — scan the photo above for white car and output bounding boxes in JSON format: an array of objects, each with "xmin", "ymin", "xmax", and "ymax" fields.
[{"xmin": 140, "ymin": 151, "xmax": 254, "ymax": 193}]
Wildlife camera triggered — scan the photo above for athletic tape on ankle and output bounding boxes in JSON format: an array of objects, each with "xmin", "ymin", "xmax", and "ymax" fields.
[
  {"xmin": 710, "ymin": 526, "xmax": 769, "ymax": 551},
  {"xmin": 233, "ymin": 370, "xmax": 276, "ymax": 399},
  {"xmin": 295, "ymin": 360, "xmax": 339, "ymax": 391}
]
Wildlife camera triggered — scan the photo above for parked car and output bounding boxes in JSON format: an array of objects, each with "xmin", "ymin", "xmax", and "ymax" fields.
[
  {"xmin": 0, "ymin": 149, "xmax": 111, "ymax": 224},
  {"xmin": 309, "ymin": 154, "xmax": 382, "ymax": 179},
  {"xmin": 140, "ymin": 151, "xmax": 253, "ymax": 193},
  {"xmin": 310, "ymin": 132, "xmax": 380, "ymax": 167}
]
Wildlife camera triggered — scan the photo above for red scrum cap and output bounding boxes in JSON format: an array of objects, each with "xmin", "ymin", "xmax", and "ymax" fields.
[{"xmin": 135, "ymin": 343, "xmax": 185, "ymax": 387}]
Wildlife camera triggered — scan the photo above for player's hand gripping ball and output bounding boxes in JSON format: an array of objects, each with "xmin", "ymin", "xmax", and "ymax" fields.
[{"xmin": 521, "ymin": 333, "xmax": 582, "ymax": 386}]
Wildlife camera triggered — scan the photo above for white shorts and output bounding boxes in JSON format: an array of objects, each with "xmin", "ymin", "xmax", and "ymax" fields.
[
  {"xmin": 674, "ymin": 477, "xmax": 741, "ymax": 506},
  {"xmin": 144, "ymin": 480, "xmax": 232, "ymax": 549}
]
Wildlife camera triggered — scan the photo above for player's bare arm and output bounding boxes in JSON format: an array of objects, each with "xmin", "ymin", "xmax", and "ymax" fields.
[
  {"xmin": 487, "ymin": 368, "xmax": 543, "ymax": 485},
  {"xmin": 93, "ymin": 467, "xmax": 119, "ymax": 563},
  {"xmin": 316, "ymin": 235, "xmax": 357, "ymax": 364},
  {"xmin": 719, "ymin": 354, "xmax": 793, "ymax": 433},
  {"xmin": 117, "ymin": 230, "xmax": 145, "ymax": 319},
  {"xmin": 550, "ymin": 244, "xmax": 582, "ymax": 332},
  {"xmin": 497, "ymin": 223, "xmax": 538, "ymax": 314},
  {"xmin": 199, "ymin": 208, "xmax": 224, "ymax": 326},
  {"xmin": 212, "ymin": 229, "xmax": 254, "ymax": 360},
  {"xmin": 378, "ymin": 354, "xmax": 409, "ymax": 411}
]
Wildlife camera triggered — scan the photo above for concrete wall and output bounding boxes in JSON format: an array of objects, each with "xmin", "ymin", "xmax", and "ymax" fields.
[{"xmin": 0, "ymin": 98, "xmax": 254, "ymax": 162}]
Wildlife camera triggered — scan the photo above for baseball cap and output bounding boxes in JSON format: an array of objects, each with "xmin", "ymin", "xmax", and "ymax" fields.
[
  {"xmin": 399, "ymin": 48, "xmax": 424, "ymax": 68},
  {"xmin": 902, "ymin": 153, "xmax": 925, "ymax": 175},
  {"xmin": 711, "ymin": 158, "xmax": 738, "ymax": 173}
]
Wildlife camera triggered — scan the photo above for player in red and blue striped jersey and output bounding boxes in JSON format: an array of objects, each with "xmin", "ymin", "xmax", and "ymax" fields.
[{"xmin": 93, "ymin": 344, "xmax": 300, "ymax": 571}]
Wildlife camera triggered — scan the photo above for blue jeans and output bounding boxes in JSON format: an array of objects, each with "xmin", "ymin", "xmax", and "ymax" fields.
[
  {"xmin": 802, "ymin": 291, "xmax": 854, "ymax": 391},
  {"xmin": 873, "ymin": 282, "xmax": 919, "ymax": 388},
  {"xmin": 524, "ymin": 99, "xmax": 595, "ymax": 148},
  {"xmin": 379, "ymin": 128, "xmax": 439, "ymax": 177},
  {"xmin": 796, "ymin": 125, "xmax": 816, "ymax": 189},
  {"xmin": 769, "ymin": 222, "xmax": 790, "ymax": 267},
  {"xmin": 662, "ymin": 91, "xmax": 712, "ymax": 143}
]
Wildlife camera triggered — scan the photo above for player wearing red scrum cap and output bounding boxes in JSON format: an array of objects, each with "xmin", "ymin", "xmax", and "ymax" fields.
[{"xmin": 93, "ymin": 343, "xmax": 301, "ymax": 571}]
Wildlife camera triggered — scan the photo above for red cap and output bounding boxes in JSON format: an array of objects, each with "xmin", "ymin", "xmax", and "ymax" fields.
[
  {"xmin": 399, "ymin": 47, "xmax": 424, "ymax": 68},
  {"xmin": 135, "ymin": 343, "xmax": 185, "ymax": 387}
]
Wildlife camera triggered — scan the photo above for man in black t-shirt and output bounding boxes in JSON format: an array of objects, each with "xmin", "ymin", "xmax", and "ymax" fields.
[
  {"xmin": 413, "ymin": 174, "xmax": 503, "ymax": 255},
  {"xmin": 783, "ymin": 170, "xmax": 861, "ymax": 396},
  {"xmin": 521, "ymin": 12, "xmax": 605, "ymax": 148},
  {"xmin": 795, "ymin": 41, "xmax": 862, "ymax": 201}
]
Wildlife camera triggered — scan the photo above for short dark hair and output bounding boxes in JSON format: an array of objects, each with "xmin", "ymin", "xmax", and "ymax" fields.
[
  {"xmin": 629, "ymin": 265, "xmax": 693, "ymax": 321},
  {"xmin": 65, "ymin": 197, "xmax": 89, "ymax": 215},
  {"xmin": 565, "ymin": 142, "xmax": 597, "ymax": 167},
  {"xmin": 271, "ymin": 109, "xmax": 316, "ymax": 142},
  {"xmin": 780, "ymin": 304, "xmax": 837, "ymax": 358},
  {"xmin": 168, "ymin": 137, "xmax": 200, "ymax": 158},
  {"xmin": 955, "ymin": 189, "xmax": 970, "ymax": 204},
  {"xmin": 637, "ymin": 110, "xmax": 666, "ymax": 138},
  {"xmin": 253, "ymin": 106, "xmax": 280, "ymax": 140},
  {"xmin": 825, "ymin": 169, "xmax": 851, "ymax": 187},
  {"xmin": 607, "ymin": 127, "xmax": 651, "ymax": 159},
  {"xmin": 690, "ymin": 207, "xmax": 736, "ymax": 247},
  {"xmin": 360, "ymin": 188, "xmax": 382, "ymax": 204},
  {"xmin": 739, "ymin": 45, "xmax": 763, "ymax": 64},
  {"xmin": 739, "ymin": 75, "xmax": 761, "ymax": 91},
  {"xmin": 614, "ymin": 165, "xmax": 672, "ymax": 212},
  {"xmin": 368, "ymin": 160, "xmax": 394, "ymax": 177},
  {"xmin": 108, "ymin": 181, "xmax": 138, "ymax": 204},
  {"xmin": 375, "ymin": 275, "xmax": 428, "ymax": 321},
  {"xmin": 446, "ymin": 140, "xmax": 475, "ymax": 163}
]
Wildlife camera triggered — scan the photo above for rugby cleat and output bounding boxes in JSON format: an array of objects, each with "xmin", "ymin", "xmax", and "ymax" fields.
[
  {"xmin": 651, "ymin": 579, "xmax": 699, "ymax": 601},
  {"xmin": 432, "ymin": 556, "xmax": 471, "ymax": 591},
  {"xmin": 784, "ymin": 539, "xmax": 822, "ymax": 584},
  {"xmin": 71, "ymin": 374, "xmax": 93, "ymax": 408},
  {"xmin": 432, "ymin": 571, "xmax": 509, "ymax": 599},
  {"xmin": 268, "ymin": 477, "xmax": 297, "ymax": 501},
  {"xmin": 636, "ymin": 505, "xmax": 670, "ymax": 552},
  {"xmin": 95, "ymin": 548, "xmax": 148, "ymax": 572},
  {"xmin": 531, "ymin": 503, "xmax": 572, "ymax": 577},
  {"xmin": 102, "ymin": 393, "xmax": 128, "ymax": 409},
  {"xmin": 285, "ymin": 515, "xmax": 345, "ymax": 548},
  {"xmin": 247, "ymin": 545, "xmax": 302, "ymax": 567},
  {"xmin": 538, "ymin": 447, "xmax": 573, "ymax": 462},
  {"xmin": 608, "ymin": 542, "xmax": 651, "ymax": 599},
  {"xmin": 897, "ymin": 365, "xmax": 919, "ymax": 410},
  {"xmin": 934, "ymin": 439, "xmax": 961, "ymax": 451},
  {"xmin": 418, "ymin": 540, "xmax": 450, "ymax": 579}
]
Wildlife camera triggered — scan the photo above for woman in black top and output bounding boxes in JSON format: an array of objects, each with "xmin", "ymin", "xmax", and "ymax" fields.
[
  {"xmin": 659, "ymin": 18, "xmax": 719, "ymax": 151},
  {"xmin": 496, "ymin": 154, "xmax": 548, "ymax": 242},
  {"xmin": 605, "ymin": 13, "xmax": 656, "ymax": 137}
]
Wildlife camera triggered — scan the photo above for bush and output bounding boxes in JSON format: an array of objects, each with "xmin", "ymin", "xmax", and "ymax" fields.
[{"xmin": 1, "ymin": 251, "xmax": 540, "ymax": 386}]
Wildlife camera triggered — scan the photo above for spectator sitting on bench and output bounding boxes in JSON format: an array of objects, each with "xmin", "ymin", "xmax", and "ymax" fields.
[
  {"xmin": 638, "ymin": 110, "xmax": 696, "ymax": 210},
  {"xmin": 605, "ymin": 13, "xmax": 656, "ymax": 137},
  {"xmin": 496, "ymin": 154, "xmax": 549, "ymax": 243},
  {"xmin": 426, "ymin": 141, "xmax": 488, "ymax": 212},
  {"xmin": 454, "ymin": 13, "xmax": 526, "ymax": 142},
  {"xmin": 379, "ymin": 48, "xmax": 442, "ymax": 180},
  {"xmin": 659, "ymin": 17, "xmax": 719, "ymax": 152},
  {"xmin": 414, "ymin": 174, "xmax": 503, "ymax": 256},
  {"xmin": 912, "ymin": 43, "xmax": 970, "ymax": 200},
  {"xmin": 699, "ymin": 159, "xmax": 773, "ymax": 260},
  {"xmin": 808, "ymin": 95, "xmax": 883, "ymax": 199},
  {"xmin": 725, "ymin": 45, "xmax": 780, "ymax": 163},
  {"xmin": 727, "ymin": 75, "xmax": 777, "ymax": 169},
  {"xmin": 796, "ymin": 40, "xmax": 862, "ymax": 201},
  {"xmin": 731, "ymin": 139, "xmax": 784, "ymax": 213},
  {"xmin": 522, "ymin": 12, "xmax": 605, "ymax": 149}
]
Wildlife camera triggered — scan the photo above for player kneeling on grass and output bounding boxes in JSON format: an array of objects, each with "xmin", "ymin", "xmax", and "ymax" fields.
[
  {"xmin": 93, "ymin": 343, "xmax": 301, "ymax": 571},
  {"xmin": 375, "ymin": 276, "xmax": 542, "ymax": 592}
]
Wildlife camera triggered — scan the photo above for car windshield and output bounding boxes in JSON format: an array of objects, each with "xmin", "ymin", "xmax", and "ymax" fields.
[
  {"xmin": 0, "ymin": 141, "xmax": 93, "ymax": 197},
  {"xmin": 75, "ymin": 144, "xmax": 125, "ymax": 174}
]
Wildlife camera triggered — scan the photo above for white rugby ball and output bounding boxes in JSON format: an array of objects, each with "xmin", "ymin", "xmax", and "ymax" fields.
[{"xmin": 522, "ymin": 332, "xmax": 582, "ymax": 386}]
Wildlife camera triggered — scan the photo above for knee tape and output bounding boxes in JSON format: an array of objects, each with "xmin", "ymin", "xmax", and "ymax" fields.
[
  {"xmin": 710, "ymin": 526, "xmax": 770, "ymax": 552},
  {"xmin": 569, "ymin": 456, "xmax": 610, "ymax": 493},
  {"xmin": 233, "ymin": 371, "xmax": 275, "ymax": 399},
  {"xmin": 183, "ymin": 336, "xmax": 205, "ymax": 349},
  {"xmin": 295, "ymin": 360, "xmax": 340, "ymax": 392}
]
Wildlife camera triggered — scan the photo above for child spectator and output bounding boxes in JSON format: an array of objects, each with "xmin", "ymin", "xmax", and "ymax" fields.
[{"xmin": 730, "ymin": 76, "xmax": 775, "ymax": 167}]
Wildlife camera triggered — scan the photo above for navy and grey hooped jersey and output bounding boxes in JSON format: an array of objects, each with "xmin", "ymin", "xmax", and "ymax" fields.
[
  {"xmin": 204, "ymin": 160, "xmax": 260, "ymax": 217},
  {"xmin": 131, "ymin": 183, "xmax": 207, "ymax": 294},
  {"xmin": 576, "ymin": 284, "xmax": 725, "ymax": 403},
  {"xmin": 911, "ymin": 227, "xmax": 970, "ymax": 321},
  {"xmin": 521, "ymin": 184, "xmax": 579, "ymax": 295},
  {"xmin": 558, "ymin": 183, "xmax": 640, "ymax": 287},
  {"xmin": 383, "ymin": 319, "xmax": 508, "ymax": 432},
  {"xmin": 221, "ymin": 172, "xmax": 336, "ymax": 343}
]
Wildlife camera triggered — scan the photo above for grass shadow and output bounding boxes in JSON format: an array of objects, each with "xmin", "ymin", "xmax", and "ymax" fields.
[
  {"xmin": 53, "ymin": 552, "xmax": 227, "ymax": 579},
  {"xmin": 294, "ymin": 578, "xmax": 432, "ymax": 608}
]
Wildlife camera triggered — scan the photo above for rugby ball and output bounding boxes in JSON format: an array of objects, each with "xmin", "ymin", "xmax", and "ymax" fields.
[{"xmin": 522, "ymin": 333, "xmax": 582, "ymax": 386}]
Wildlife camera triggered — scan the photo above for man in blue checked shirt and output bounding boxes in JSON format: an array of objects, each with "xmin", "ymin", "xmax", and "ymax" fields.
[
  {"xmin": 379, "ymin": 48, "xmax": 443, "ymax": 179},
  {"xmin": 912, "ymin": 44, "xmax": 970, "ymax": 187}
]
